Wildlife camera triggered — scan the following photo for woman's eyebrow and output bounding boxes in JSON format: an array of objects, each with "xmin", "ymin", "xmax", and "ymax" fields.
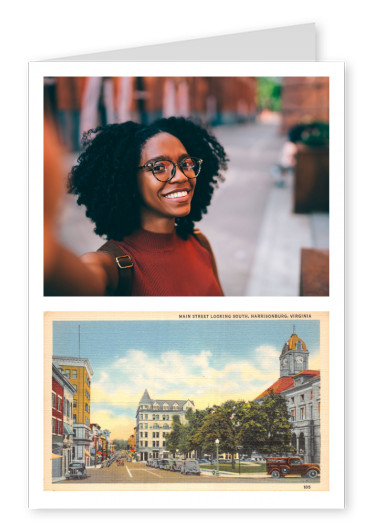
[{"xmin": 145, "ymin": 153, "xmax": 190, "ymax": 164}]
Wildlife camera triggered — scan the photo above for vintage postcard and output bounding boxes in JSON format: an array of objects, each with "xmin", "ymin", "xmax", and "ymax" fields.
[{"xmin": 39, "ymin": 311, "xmax": 333, "ymax": 507}]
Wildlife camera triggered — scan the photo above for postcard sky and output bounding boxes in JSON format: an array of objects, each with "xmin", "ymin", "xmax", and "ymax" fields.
[{"xmin": 53, "ymin": 319, "xmax": 320, "ymax": 440}]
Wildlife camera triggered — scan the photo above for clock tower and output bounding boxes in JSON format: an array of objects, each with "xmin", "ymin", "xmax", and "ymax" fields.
[{"xmin": 279, "ymin": 328, "xmax": 309, "ymax": 377}]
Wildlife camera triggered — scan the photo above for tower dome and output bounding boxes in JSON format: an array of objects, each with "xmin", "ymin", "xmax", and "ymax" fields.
[{"xmin": 283, "ymin": 333, "xmax": 307, "ymax": 353}]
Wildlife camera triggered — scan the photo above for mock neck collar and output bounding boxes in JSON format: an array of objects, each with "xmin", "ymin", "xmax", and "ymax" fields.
[{"xmin": 121, "ymin": 227, "xmax": 179, "ymax": 252}]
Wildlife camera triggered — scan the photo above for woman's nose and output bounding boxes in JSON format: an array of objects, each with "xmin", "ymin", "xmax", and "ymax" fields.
[{"xmin": 169, "ymin": 164, "xmax": 188, "ymax": 182}]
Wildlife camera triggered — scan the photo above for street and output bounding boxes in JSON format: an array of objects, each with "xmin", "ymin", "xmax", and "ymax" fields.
[{"xmin": 60, "ymin": 460, "xmax": 320, "ymax": 485}]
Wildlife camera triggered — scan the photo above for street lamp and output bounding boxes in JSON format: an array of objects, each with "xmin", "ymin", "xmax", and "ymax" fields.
[
  {"xmin": 237, "ymin": 445, "xmax": 243, "ymax": 476},
  {"xmin": 215, "ymin": 439, "xmax": 219, "ymax": 477}
]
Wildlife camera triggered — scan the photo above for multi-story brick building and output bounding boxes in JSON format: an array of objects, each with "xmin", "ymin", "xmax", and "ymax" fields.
[
  {"xmin": 136, "ymin": 389, "xmax": 195, "ymax": 461},
  {"xmin": 255, "ymin": 331, "xmax": 321, "ymax": 463},
  {"xmin": 52, "ymin": 362, "xmax": 75, "ymax": 479},
  {"xmin": 53, "ymin": 356, "xmax": 93, "ymax": 467}
]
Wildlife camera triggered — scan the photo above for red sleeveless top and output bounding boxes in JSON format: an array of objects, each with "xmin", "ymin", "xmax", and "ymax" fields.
[{"xmin": 113, "ymin": 228, "xmax": 223, "ymax": 296}]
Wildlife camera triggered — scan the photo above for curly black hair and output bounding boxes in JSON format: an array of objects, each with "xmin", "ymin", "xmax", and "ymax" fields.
[{"xmin": 68, "ymin": 116, "xmax": 228, "ymax": 240}]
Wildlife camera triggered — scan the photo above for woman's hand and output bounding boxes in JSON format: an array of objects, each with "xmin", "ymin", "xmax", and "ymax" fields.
[{"xmin": 44, "ymin": 118, "xmax": 118, "ymax": 296}]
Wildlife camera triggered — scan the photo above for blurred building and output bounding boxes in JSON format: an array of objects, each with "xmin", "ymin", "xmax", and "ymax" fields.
[
  {"xmin": 280, "ymin": 77, "xmax": 329, "ymax": 135},
  {"xmin": 45, "ymin": 76, "xmax": 258, "ymax": 151}
]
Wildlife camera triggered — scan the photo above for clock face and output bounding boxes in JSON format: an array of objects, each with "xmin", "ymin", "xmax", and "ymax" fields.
[
  {"xmin": 296, "ymin": 355, "xmax": 303, "ymax": 363},
  {"xmin": 282, "ymin": 358, "xmax": 288, "ymax": 367}
]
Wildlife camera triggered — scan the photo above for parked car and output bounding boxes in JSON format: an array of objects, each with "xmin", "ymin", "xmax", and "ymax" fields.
[
  {"xmin": 65, "ymin": 462, "xmax": 87, "ymax": 480},
  {"xmin": 163, "ymin": 459, "xmax": 175, "ymax": 471},
  {"xmin": 181, "ymin": 459, "xmax": 201, "ymax": 475},
  {"xmin": 266, "ymin": 457, "xmax": 320, "ymax": 479},
  {"xmin": 172, "ymin": 459, "xmax": 185, "ymax": 472}
]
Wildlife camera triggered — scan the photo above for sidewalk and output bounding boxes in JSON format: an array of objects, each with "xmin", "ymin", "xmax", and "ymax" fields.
[{"xmin": 245, "ymin": 173, "xmax": 329, "ymax": 296}]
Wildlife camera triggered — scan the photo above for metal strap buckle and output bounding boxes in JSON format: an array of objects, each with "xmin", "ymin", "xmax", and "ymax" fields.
[{"xmin": 115, "ymin": 255, "xmax": 133, "ymax": 269}]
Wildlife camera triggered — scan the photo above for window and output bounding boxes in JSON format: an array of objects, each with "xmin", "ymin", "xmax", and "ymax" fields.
[
  {"xmin": 153, "ymin": 403, "xmax": 160, "ymax": 410},
  {"xmin": 73, "ymin": 399, "xmax": 77, "ymax": 408},
  {"xmin": 52, "ymin": 418, "xmax": 55, "ymax": 434},
  {"xmin": 163, "ymin": 441, "xmax": 166, "ymax": 447},
  {"xmin": 58, "ymin": 397, "xmax": 62, "ymax": 411},
  {"xmin": 85, "ymin": 416, "xmax": 90, "ymax": 426},
  {"xmin": 300, "ymin": 394, "xmax": 304, "ymax": 402},
  {"xmin": 140, "ymin": 432, "xmax": 143, "ymax": 438},
  {"xmin": 144, "ymin": 423, "xmax": 148, "ymax": 428},
  {"xmin": 300, "ymin": 407, "xmax": 305, "ymax": 420},
  {"xmin": 173, "ymin": 403, "xmax": 179, "ymax": 410},
  {"xmin": 72, "ymin": 370, "xmax": 77, "ymax": 379},
  {"xmin": 163, "ymin": 403, "xmax": 169, "ymax": 410},
  {"xmin": 318, "ymin": 402, "xmax": 320, "ymax": 416},
  {"xmin": 52, "ymin": 392, "xmax": 56, "ymax": 408},
  {"xmin": 291, "ymin": 397, "xmax": 295, "ymax": 403},
  {"xmin": 310, "ymin": 390, "xmax": 313, "ymax": 399},
  {"xmin": 72, "ymin": 385, "xmax": 77, "ymax": 393},
  {"xmin": 145, "ymin": 414, "xmax": 148, "ymax": 420},
  {"xmin": 310, "ymin": 405, "xmax": 313, "ymax": 419},
  {"xmin": 140, "ymin": 414, "xmax": 143, "ymax": 420},
  {"xmin": 291, "ymin": 409, "xmax": 295, "ymax": 422},
  {"xmin": 73, "ymin": 414, "xmax": 76, "ymax": 423},
  {"xmin": 65, "ymin": 369, "xmax": 71, "ymax": 378}
]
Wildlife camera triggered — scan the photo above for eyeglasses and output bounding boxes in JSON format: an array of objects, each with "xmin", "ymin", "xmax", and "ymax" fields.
[{"xmin": 138, "ymin": 156, "xmax": 203, "ymax": 182}]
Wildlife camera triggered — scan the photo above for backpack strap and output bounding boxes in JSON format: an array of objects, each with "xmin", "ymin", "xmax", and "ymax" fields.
[
  {"xmin": 97, "ymin": 241, "xmax": 134, "ymax": 296},
  {"xmin": 193, "ymin": 229, "xmax": 223, "ymax": 295}
]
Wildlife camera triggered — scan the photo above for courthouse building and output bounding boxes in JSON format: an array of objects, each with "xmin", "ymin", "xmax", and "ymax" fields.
[
  {"xmin": 255, "ymin": 331, "xmax": 321, "ymax": 463},
  {"xmin": 136, "ymin": 389, "xmax": 195, "ymax": 461}
]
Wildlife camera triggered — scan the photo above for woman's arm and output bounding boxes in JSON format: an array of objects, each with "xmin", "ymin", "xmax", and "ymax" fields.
[
  {"xmin": 44, "ymin": 118, "xmax": 118, "ymax": 296},
  {"xmin": 44, "ymin": 227, "xmax": 118, "ymax": 295}
]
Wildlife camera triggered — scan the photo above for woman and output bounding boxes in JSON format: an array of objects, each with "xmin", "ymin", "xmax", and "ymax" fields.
[{"xmin": 50, "ymin": 117, "xmax": 227, "ymax": 296}]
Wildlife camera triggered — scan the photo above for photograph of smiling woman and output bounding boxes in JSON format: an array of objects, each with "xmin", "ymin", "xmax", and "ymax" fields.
[{"xmin": 51, "ymin": 117, "xmax": 228, "ymax": 296}]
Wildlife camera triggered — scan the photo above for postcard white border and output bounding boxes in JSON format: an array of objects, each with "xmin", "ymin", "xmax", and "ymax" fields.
[{"xmin": 29, "ymin": 61, "xmax": 344, "ymax": 509}]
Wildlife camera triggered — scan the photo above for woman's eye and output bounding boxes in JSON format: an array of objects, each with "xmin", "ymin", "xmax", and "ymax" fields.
[
  {"xmin": 182, "ymin": 158, "xmax": 195, "ymax": 169},
  {"xmin": 153, "ymin": 162, "xmax": 168, "ymax": 173}
]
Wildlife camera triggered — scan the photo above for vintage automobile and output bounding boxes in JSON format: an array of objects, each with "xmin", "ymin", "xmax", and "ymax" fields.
[
  {"xmin": 266, "ymin": 457, "xmax": 320, "ymax": 478},
  {"xmin": 172, "ymin": 459, "xmax": 185, "ymax": 472},
  {"xmin": 65, "ymin": 461, "xmax": 88, "ymax": 480},
  {"xmin": 181, "ymin": 459, "xmax": 201, "ymax": 475}
]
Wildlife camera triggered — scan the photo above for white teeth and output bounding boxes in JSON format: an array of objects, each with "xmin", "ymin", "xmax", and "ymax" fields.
[{"xmin": 165, "ymin": 191, "xmax": 188, "ymax": 199}]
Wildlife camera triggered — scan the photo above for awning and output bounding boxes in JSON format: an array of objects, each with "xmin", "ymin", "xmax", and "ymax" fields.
[
  {"xmin": 51, "ymin": 453, "xmax": 62, "ymax": 460},
  {"xmin": 85, "ymin": 450, "xmax": 91, "ymax": 457},
  {"xmin": 64, "ymin": 423, "xmax": 74, "ymax": 435}
]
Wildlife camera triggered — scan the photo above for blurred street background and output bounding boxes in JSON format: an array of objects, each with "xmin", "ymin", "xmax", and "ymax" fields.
[{"xmin": 45, "ymin": 76, "xmax": 329, "ymax": 296}]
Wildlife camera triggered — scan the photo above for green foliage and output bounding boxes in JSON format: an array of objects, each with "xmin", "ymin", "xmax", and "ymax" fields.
[
  {"xmin": 257, "ymin": 77, "xmax": 282, "ymax": 112},
  {"xmin": 165, "ymin": 393, "xmax": 292, "ymax": 460},
  {"xmin": 112, "ymin": 439, "xmax": 128, "ymax": 450}
]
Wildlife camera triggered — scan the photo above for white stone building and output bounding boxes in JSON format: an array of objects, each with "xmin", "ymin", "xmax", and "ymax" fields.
[{"xmin": 136, "ymin": 389, "xmax": 195, "ymax": 461}]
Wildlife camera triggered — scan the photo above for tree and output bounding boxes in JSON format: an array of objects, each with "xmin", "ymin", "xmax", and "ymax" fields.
[
  {"xmin": 191, "ymin": 401, "xmax": 245, "ymax": 467},
  {"xmin": 112, "ymin": 439, "xmax": 128, "ymax": 450},
  {"xmin": 258, "ymin": 391, "xmax": 292, "ymax": 455},
  {"xmin": 165, "ymin": 415, "xmax": 183, "ymax": 456},
  {"xmin": 238, "ymin": 391, "xmax": 292, "ymax": 456}
]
